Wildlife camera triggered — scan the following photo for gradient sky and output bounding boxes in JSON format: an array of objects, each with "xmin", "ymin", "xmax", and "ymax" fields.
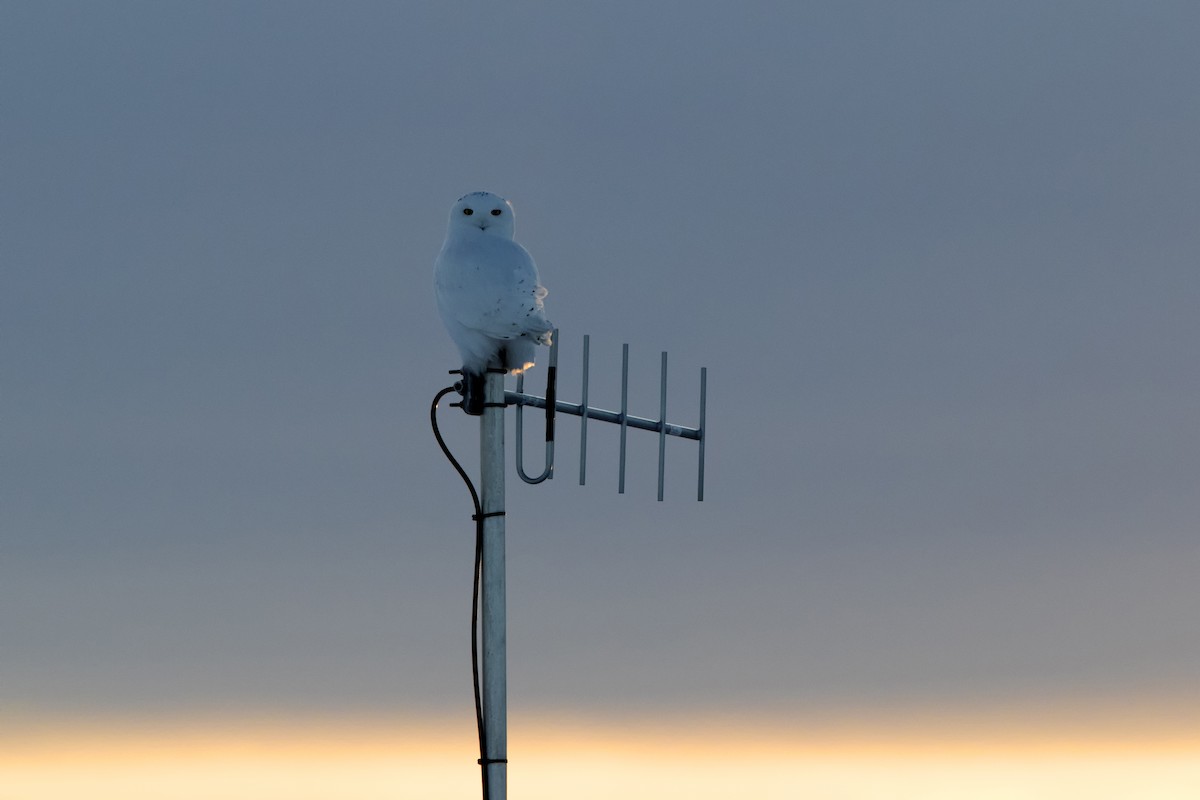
[{"xmin": 4, "ymin": 1, "xmax": 1200, "ymax": 793}]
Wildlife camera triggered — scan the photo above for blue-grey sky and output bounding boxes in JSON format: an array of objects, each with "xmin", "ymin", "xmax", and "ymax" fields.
[{"xmin": 4, "ymin": 2, "xmax": 1199, "ymax": 728}]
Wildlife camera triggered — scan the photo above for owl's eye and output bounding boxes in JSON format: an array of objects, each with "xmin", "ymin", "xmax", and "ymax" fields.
[
  {"xmin": 462, "ymin": 208, "xmax": 474, "ymax": 216},
  {"xmin": 490, "ymin": 208, "xmax": 502, "ymax": 216}
]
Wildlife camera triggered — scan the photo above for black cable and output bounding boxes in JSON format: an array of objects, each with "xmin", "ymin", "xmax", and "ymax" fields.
[{"xmin": 429, "ymin": 385, "xmax": 489, "ymax": 800}]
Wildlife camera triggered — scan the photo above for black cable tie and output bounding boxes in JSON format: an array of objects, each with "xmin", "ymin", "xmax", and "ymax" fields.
[
  {"xmin": 482, "ymin": 401, "xmax": 506, "ymax": 408},
  {"xmin": 477, "ymin": 758, "xmax": 509, "ymax": 765},
  {"xmin": 471, "ymin": 511, "xmax": 506, "ymax": 521}
]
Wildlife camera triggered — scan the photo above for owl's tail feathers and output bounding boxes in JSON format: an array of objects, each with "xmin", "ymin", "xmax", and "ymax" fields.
[
  {"xmin": 513, "ymin": 323, "xmax": 553, "ymax": 371},
  {"xmin": 502, "ymin": 339, "xmax": 538, "ymax": 374}
]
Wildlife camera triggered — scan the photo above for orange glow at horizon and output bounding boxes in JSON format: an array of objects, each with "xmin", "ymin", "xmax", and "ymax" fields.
[{"xmin": 4, "ymin": 714, "xmax": 1199, "ymax": 800}]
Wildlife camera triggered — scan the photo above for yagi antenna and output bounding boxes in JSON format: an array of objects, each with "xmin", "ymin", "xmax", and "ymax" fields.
[
  {"xmin": 511, "ymin": 331, "xmax": 707, "ymax": 501},
  {"xmin": 431, "ymin": 331, "xmax": 707, "ymax": 800}
]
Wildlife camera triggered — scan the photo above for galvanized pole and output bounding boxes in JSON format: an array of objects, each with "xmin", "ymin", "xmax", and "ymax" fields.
[{"xmin": 479, "ymin": 372, "xmax": 507, "ymax": 799}]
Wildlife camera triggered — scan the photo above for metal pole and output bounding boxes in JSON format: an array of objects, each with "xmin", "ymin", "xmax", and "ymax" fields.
[
  {"xmin": 480, "ymin": 372, "xmax": 507, "ymax": 800},
  {"xmin": 657, "ymin": 351, "xmax": 667, "ymax": 502},
  {"xmin": 618, "ymin": 343, "xmax": 629, "ymax": 493},
  {"xmin": 697, "ymin": 367, "xmax": 707, "ymax": 502},
  {"xmin": 579, "ymin": 335, "xmax": 590, "ymax": 485}
]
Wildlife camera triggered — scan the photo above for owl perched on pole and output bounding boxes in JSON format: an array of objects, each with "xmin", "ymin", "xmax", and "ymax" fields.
[{"xmin": 434, "ymin": 191, "xmax": 554, "ymax": 414}]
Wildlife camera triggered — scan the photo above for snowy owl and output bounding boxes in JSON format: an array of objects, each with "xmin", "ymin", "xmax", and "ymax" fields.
[{"xmin": 434, "ymin": 191, "xmax": 554, "ymax": 397}]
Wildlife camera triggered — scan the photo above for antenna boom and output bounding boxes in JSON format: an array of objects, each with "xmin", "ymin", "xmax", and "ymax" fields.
[{"xmin": 505, "ymin": 391, "xmax": 701, "ymax": 441}]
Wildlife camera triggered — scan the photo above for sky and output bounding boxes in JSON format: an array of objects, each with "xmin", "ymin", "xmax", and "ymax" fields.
[{"xmin": 3, "ymin": 1, "xmax": 1199, "ymax": 796}]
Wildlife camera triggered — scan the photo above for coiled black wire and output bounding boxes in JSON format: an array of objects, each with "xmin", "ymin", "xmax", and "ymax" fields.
[{"xmin": 429, "ymin": 385, "xmax": 490, "ymax": 800}]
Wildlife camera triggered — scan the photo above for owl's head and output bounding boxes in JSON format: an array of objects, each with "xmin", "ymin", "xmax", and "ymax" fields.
[{"xmin": 448, "ymin": 191, "xmax": 516, "ymax": 239}]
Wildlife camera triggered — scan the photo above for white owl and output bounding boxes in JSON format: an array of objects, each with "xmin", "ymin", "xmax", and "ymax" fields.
[{"xmin": 434, "ymin": 191, "xmax": 554, "ymax": 380}]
